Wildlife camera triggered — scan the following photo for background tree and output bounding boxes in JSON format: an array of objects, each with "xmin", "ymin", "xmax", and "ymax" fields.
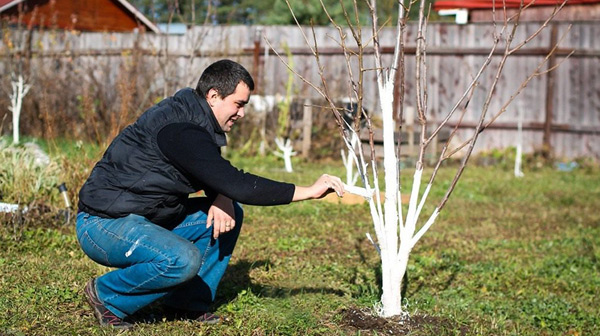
[{"xmin": 128, "ymin": 0, "xmax": 444, "ymax": 25}]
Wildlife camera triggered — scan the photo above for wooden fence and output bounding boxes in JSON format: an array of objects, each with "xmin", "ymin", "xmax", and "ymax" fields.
[{"xmin": 0, "ymin": 22, "xmax": 598, "ymax": 159}]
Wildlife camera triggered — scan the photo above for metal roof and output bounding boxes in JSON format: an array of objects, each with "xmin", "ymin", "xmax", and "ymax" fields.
[{"xmin": 434, "ymin": 0, "xmax": 600, "ymax": 10}]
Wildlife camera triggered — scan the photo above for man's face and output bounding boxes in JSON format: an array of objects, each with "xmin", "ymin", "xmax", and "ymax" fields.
[{"xmin": 207, "ymin": 82, "xmax": 250, "ymax": 132}]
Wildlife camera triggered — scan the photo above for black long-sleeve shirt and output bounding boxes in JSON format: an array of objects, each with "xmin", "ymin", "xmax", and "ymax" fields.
[{"xmin": 157, "ymin": 122, "xmax": 295, "ymax": 205}]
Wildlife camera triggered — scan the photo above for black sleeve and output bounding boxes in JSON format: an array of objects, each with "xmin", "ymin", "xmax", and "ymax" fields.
[{"xmin": 157, "ymin": 123, "xmax": 295, "ymax": 205}]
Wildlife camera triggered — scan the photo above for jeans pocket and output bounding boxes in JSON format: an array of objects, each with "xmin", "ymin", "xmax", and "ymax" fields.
[{"xmin": 80, "ymin": 231, "xmax": 111, "ymax": 266}]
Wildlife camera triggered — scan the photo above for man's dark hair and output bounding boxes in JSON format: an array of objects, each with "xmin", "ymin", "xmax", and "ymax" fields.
[{"xmin": 196, "ymin": 59, "xmax": 255, "ymax": 98}]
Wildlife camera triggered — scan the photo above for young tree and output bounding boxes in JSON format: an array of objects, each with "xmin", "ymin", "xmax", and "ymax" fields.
[
  {"xmin": 9, "ymin": 74, "xmax": 30, "ymax": 145},
  {"xmin": 3, "ymin": 4, "xmax": 33, "ymax": 145},
  {"xmin": 274, "ymin": 0, "xmax": 570, "ymax": 318},
  {"xmin": 273, "ymin": 44, "xmax": 297, "ymax": 172}
]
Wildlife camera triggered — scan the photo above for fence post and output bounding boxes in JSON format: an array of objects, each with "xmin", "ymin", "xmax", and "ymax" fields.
[
  {"xmin": 301, "ymin": 98, "xmax": 312, "ymax": 158},
  {"xmin": 252, "ymin": 27, "xmax": 263, "ymax": 94},
  {"xmin": 542, "ymin": 24, "xmax": 558, "ymax": 158}
]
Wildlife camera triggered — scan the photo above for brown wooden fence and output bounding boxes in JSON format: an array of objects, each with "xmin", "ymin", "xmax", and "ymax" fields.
[{"xmin": 0, "ymin": 23, "xmax": 598, "ymax": 159}]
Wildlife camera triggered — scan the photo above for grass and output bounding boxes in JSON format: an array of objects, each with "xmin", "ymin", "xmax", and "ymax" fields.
[{"xmin": 0, "ymin": 145, "xmax": 598, "ymax": 335}]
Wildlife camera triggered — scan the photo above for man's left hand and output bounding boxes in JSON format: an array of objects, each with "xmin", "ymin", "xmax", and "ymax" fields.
[{"xmin": 207, "ymin": 194, "xmax": 236, "ymax": 239}]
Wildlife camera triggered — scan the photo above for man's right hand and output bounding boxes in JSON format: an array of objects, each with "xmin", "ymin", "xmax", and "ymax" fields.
[{"xmin": 292, "ymin": 174, "xmax": 345, "ymax": 201}]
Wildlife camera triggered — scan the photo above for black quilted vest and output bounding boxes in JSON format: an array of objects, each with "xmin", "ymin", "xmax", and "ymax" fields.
[{"xmin": 78, "ymin": 88, "xmax": 226, "ymax": 227}]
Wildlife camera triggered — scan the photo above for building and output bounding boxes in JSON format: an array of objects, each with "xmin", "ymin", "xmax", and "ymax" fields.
[
  {"xmin": 0, "ymin": 0, "xmax": 159, "ymax": 32},
  {"xmin": 434, "ymin": 0, "xmax": 600, "ymax": 23}
]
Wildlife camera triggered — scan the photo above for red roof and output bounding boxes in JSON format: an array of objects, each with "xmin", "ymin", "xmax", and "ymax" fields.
[
  {"xmin": 434, "ymin": 0, "xmax": 600, "ymax": 10},
  {"xmin": 0, "ymin": 0, "xmax": 158, "ymax": 33}
]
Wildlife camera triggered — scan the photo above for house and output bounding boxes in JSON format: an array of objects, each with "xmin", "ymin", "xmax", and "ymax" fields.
[
  {"xmin": 0, "ymin": 0, "xmax": 159, "ymax": 32},
  {"xmin": 434, "ymin": 0, "xmax": 600, "ymax": 23}
]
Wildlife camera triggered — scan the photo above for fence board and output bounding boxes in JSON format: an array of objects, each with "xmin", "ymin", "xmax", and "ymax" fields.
[{"xmin": 0, "ymin": 22, "xmax": 598, "ymax": 159}]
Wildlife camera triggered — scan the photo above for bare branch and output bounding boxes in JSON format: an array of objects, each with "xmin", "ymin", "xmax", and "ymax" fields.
[
  {"xmin": 414, "ymin": 0, "xmax": 429, "ymax": 169},
  {"xmin": 445, "ymin": 24, "xmax": 572, "ymax": 159},
  {"xmin": 284, "ymin": 0, "xmax": 318, "ymax": 57},
  {"xmin": 424, "ymin": 34, "xmax": 503, "ymax": 147},
  {"xmin": 264, "ymin": 38, "xmax": 325, "ymax": 99},
  {"xmin": 368, "ymin": 0, "xmax": 384, "ymax": 89},
  {"xmin": 434, "ymin": 0, "xmax": 568, "ymax": 211},
  {"xmin": 508, "ymin": 0, "xmax": 569, "ymax": 54}
]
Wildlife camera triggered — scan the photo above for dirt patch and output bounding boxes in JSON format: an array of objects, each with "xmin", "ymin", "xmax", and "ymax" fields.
[{"xmin": 338, "ymin": 307, "xmax": 469, "ymax": 335}]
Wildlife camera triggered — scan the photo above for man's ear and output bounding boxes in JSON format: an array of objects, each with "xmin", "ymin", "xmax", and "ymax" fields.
[{"xmin": 206, "ymin": 88, "xmax": 220, "ymax": 106}]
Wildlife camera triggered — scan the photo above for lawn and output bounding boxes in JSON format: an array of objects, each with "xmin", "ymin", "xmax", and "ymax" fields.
[{"xmin": 0, "ymin": 148, "xmax": 598, "ymax": 335}]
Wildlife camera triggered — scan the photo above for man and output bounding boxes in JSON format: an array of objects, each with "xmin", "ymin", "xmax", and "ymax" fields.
[{"xmin": 76, "ymin": 59, "xmax": 344, "ymax": 329}]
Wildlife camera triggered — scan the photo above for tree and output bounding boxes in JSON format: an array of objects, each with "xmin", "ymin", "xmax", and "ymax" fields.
[
  {"xmin": 273, "ymin": 0, "xmax": 570, "ymax": 318},
  {"xmin": 127, "ymin": 0, "xmax": 441, "ymax": 25},
  {"xmin": 9, "ymin": 74, "xmax": 30, "ymax": 145},
  {"xmin": 2, "ymin": 2, "xmax": 33, "ymax": 145},
  {"xmin": 273, "ymin": 43, "xmax": 297, "ymax": 172}
]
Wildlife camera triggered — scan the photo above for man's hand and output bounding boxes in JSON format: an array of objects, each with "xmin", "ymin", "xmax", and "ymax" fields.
[
  {"xmin": 292, "ymin": 174, "xmax": 344, "ymax": 201},
  {"xmin": 206, "ymin": 194, "xmax": 236, "ymax": 239}
]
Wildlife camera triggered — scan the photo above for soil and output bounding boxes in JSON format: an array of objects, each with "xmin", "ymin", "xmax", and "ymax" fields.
[{"xmin": 338, "ymin": 307, "xmax": 469, "ymax": 335}]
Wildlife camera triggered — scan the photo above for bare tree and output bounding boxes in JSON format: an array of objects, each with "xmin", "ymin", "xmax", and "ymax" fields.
[
  {"xmin": 273, "ymin": 44, "xmax": 297, "ymax": 172},
  {"xmin": 154, "ymin": 0, "xmax": 213, "ymax": 98},
  {"xmin": 273, "ymin": 0, "xmax": 571, "ymax": 318},
  {"xmin": 9, "ymin": 74, "xmax": 30, "ymax": 145},
  {"xmin": 3, "ymin": 4, "xmax": 33, "ymax": 145}
]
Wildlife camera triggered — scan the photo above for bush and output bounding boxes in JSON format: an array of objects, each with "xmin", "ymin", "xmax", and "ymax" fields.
[{"xmin": 0, "ymin": 139, "xmax": 61, "ymax": 206}]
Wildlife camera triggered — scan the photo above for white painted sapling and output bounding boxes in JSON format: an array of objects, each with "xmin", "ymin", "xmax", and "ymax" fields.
[
  {"xmin": 274, "ymin": 137, "xmax": 296, "ymax": 173},
  {"xmin": 515, "ymin": 109, "xmax": 525, "ymax": 178},
  {"xmin": 9, "ymin": 74, "xmax": 31, "ymax": 145},
  {"xmin": 276, "ymin": 0, "xmax": 568, "ymax": 318}
]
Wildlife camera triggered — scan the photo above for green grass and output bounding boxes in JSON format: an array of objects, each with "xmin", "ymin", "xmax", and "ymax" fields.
[{"xmin": 0, "ymin": 148, "xmax": 598, "ymax": 335}]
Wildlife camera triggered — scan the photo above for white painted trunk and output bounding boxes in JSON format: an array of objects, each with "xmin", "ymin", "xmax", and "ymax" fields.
[
  {"xmin": 333, "ymin": 80, "xmax": 438, "ymax": 318},
  {"xmin": 377, "ymin": 79, "xmax": 403, "ymax": 317},
  {"xmin": 341, "ymin": 133, "xmax": 359, "ymax": 186},
  {"xmin": 515, "ymin": 143, "xmax": 524, "ymax": 178},
  {"xmin": 368, "ymin": 78, "xmax": 440, "ymax": 317},
  {"xmin": 380, "ymin": 251, "xmax": 405, "ymax": 317},
  {"xmin": 9, "ymin": 75, "xmax": 30, "ymax": 145},
  {"xmin": 514, "ymin": 110, "xmax": 524, "ymax": 178},
  {"xmin": 283, "ymin": 155, "xmax": 292, "ymax": 172},
  {"xmin": 274, "ymin": 137, "xmax": 296, "ymax": 173}
]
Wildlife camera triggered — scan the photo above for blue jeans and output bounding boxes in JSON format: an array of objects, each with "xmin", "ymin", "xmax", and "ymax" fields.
[{"xmin": 76, "ymin": 199, "xmax": 243, "ymax": 318}]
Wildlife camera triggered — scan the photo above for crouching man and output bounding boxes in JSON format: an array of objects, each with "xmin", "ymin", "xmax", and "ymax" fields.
[{"xmin": 76, "ymin": 59, "xmax": 344, "ymax": 329}]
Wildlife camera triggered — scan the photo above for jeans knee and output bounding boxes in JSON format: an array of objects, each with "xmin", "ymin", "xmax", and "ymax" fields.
[{"xmin": 165, "ymin": 244, "xmax": 202, "ymax": 283}]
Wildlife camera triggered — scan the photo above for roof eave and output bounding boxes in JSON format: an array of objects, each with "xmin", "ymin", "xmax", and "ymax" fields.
[
  {"xmin": 1, "ymin": 0, "xmax": 160, "ymax": 34},
  {"xmin": 115, "ymin": 0, "xmax": 160, "ymax": 33},
  {"xmin": 0, "ymin": 0, "xmax": 25, "ymax": 13}
]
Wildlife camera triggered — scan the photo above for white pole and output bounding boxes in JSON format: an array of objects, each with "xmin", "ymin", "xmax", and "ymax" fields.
[{"xmin": 514, "ymin": 109, "xmax": 525, "ymax": 178}]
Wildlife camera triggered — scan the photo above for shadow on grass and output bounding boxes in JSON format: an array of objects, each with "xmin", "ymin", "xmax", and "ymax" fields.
[
  {"xmin": 131, "ymin": 249, "xmax": 461, "ymax": 325},
  {"xmin": 214, "ymin": 258, "xmax": 346, "ymax": 308},
  {"xmin": 130, "ymin": 258, "xmax": 346, "ymax": 324}
]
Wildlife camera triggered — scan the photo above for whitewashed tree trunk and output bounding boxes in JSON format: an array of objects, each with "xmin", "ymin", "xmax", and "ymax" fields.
[
  {"xmin": 377, "ymin": 79, "xmax": 402, "ymax": 316},
  {"xmin": 341, "ymin": 132, "xmax": 359, "ymax": 186},
  {"xmin": 274, "ymin": 137, "xmax": 296, "ymax": 173},
  {"xmin": 278, "ymin": 0, "xmax": 567, "ymax": 319},
  {"xmin": 9, "ymin": 75, "xmax": 31, "ymax": 145}
]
